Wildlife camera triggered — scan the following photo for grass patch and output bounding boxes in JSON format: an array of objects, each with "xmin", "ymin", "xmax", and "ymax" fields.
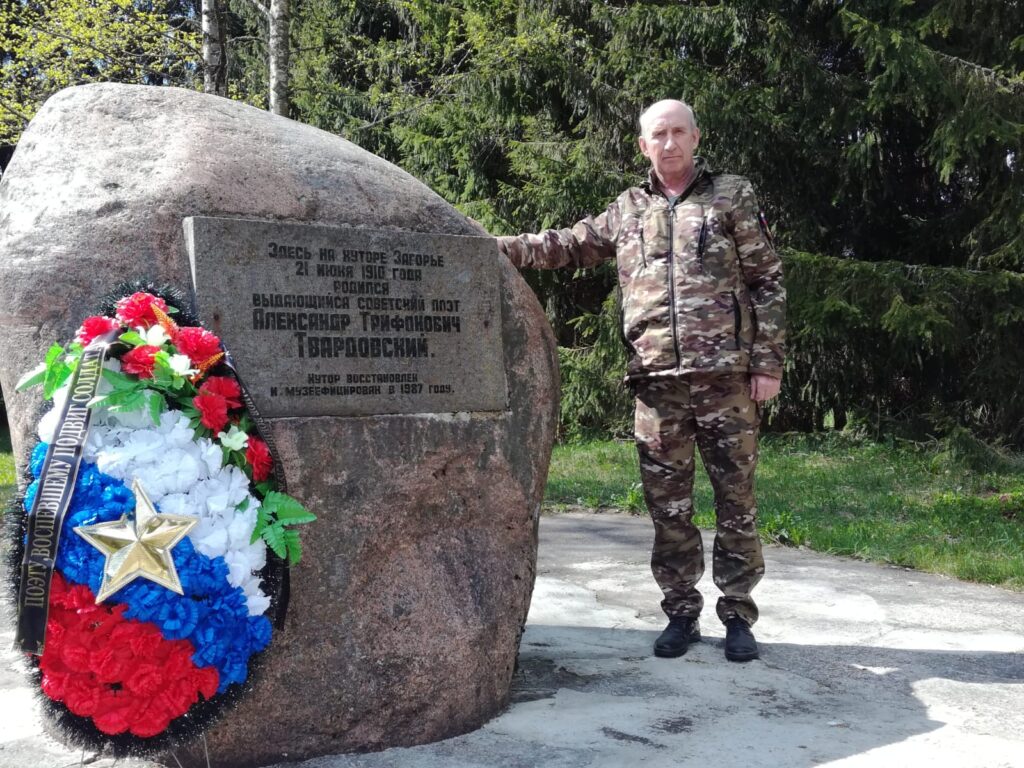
[
  {"xmin": 0, "ymin": 427, "xmax": 14, "ymax": 509},
  {"xmin": 545, "ymin": 433, "xmax": 1024, "ymax": 590}
]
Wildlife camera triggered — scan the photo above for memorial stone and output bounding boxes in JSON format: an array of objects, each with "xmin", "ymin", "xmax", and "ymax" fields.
[{"xmin": 0, "ymin": 83, "xmax": 559, "ymax": 767}]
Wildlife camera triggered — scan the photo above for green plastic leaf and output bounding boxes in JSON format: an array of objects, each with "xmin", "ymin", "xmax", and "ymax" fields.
[
  {"xmin": 15, "ymin": 363, "xmax": 46, "ymax": 392},
  {"xmin": 102, "ymin": 368, "xmax": 142, "ymax": 391},
  {"xmin": 43, "ymin": 362, "xmax": 72, "ymax": 401},
  {"xmin": 108, "ymin": 390, "xmax": 148, "ymax": 413},
  {"xmin": 148, "ymin": 391, "xmax": 166, "ymax": 425},
  {"xmin": 283, "ymin": 529, "xmax": 302, "ymax": 565},
  {"xmin": 261, "ymin": 524, "xmax": 288, "ymax": 559},
  {"xmin": 262, "ymin": 492, "xmax": 317, "ymax": 524},
  {"xmin": 44, "ymin": 343, "xmax": 63, "ymax": 370},
  {"xmin": 250, "ymin": 506, "xmax": 270, "ymax": 545},
  {"xmin": 119, "ymin": 330, "xmax": 146, "ymax": 346}
]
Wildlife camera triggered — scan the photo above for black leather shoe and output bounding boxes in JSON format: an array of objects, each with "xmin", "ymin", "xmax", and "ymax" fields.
[
  {"xmin": 653, "ymin": 617, "xmax": 701, "ymax": 658},
  {"xmin": 724, "ymin": 617, "xmax": 759, "ymax": 662}
]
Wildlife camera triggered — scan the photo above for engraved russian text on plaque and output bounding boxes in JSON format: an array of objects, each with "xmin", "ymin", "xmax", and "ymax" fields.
[{"xmin": 184, "ymin": 216, "xmax": 508, "ymax": 418}]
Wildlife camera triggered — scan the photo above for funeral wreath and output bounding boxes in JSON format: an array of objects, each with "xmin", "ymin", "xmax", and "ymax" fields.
[{"xmin": 8, "ymin": 285, "xmax": 315, "ymax": 754}]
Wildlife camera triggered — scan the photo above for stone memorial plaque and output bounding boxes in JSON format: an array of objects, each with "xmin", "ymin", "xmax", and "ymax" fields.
[{"xmin": 184, "ymin": 216, "xmax": 508, "ymax": 418}]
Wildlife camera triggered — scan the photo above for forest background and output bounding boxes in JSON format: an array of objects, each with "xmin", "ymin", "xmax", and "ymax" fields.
[{"xmin": 1, "ymin": 0, "xmax": 1023, "ymax": 451}]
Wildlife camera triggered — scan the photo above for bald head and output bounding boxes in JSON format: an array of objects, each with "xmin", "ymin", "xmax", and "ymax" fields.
[
  {"xmin": 639, "ymin": 99, "xmax": 698, "ymax": 138},
  {"xmin": 637, "ymin": 99, "xmax": 701, "ymax": 191}
]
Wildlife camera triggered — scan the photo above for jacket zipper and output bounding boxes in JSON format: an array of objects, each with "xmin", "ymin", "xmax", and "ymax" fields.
[
  {"xmin": 696, "ymin": 209, "xmax": 708, "ymax": 274},
  {"xmin": 658, "ymin": 169, "xmax": 705, "ymax": 374},
  {"xmin": 666, "ymin": 198, "xmax": 682, "ymax": 371},
  {"xmin": 731, "ymin": 290, "xmax": 742, "ymax": 350}
]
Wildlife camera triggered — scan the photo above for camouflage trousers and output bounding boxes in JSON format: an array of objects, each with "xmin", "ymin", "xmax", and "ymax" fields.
[{"xmin": 634, "ymin": 373, "xmax": 764, "ymax": 625}]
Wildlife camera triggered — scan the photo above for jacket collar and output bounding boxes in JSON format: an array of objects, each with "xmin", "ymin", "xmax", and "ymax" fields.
[{"xmin": 641, "ymin": 157, "xmax": 710, "ymax": 200}]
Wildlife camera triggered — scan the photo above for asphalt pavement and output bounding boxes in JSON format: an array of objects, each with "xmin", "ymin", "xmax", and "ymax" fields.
[{"xmin": 3, "ymin": 512, "xmax": 1023, "ymax": 768}]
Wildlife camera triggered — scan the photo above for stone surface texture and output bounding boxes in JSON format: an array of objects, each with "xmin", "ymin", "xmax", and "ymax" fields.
[{"xmin": 0, "ymin": 84, "xmax": 559, "ymax": 767}]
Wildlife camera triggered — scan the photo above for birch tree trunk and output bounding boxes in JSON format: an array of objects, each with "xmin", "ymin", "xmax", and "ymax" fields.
[
  {"xmin": 268, "ymin": 0, "xmax": 289, "ymax": 116},
  {"xmin": 202, "ymin": 0, "xmax": 227, "ymax": 96}
]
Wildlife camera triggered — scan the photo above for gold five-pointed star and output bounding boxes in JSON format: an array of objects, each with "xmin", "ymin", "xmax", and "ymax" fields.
[{"xmin": 74, "ymin": 478, "xmax": 197, "ymax": 603}]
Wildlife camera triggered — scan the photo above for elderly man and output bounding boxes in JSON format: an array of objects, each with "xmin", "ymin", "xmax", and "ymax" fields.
[{"xmin": 497, "ymin": 99, "xmax": 785, "ymax": 662}]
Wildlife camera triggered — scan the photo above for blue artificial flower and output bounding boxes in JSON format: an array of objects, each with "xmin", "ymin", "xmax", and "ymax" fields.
[
  {"xmin": 30, "ymin": 442, "xmax": 48, "ymax": 476},
  {"xmin": 34, "ymin": 457, "xmax": 272, "ymax": 691}
]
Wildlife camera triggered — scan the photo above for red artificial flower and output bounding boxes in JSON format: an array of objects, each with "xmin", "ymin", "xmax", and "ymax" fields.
[
  {"xmin": 39, "ymin": 659, "xmax": 69, "ymax": 699},
  {"xmin": 39, "ymin": 573, "xmax": 221, "ymax": 738},
  {"xmin": 114, "ymin": 292, "xmax": 168, "ymax": 329},
  {"xmin": 174, "ymin": 326, "xmax": 222, "ymax": 366},
  {"xmin": 91, "ymin": 642, "xmax": 132, "ymax": 684},
  {"xmin": 75, "ymin": 316, "xmax": 121, "ymax": 346},
  {"xmin": 49, "ymin": 573, "xmax": 90, "ymax": 610},
  {"xmin": 63, "ymin": 675, "xmax": 103, "ymax": 718},
  {"xmin": 60, "ymin": 636, "xmax": 94, "ymax": 674},
  {"xmin": 193, "ymin": 391, "xmax": 229, "ymax": 432},
  {"xmin": 193, "ymin": 665, "xmax": 219, "ymax": 700},
  {"xmin": 92, "ymin": 689, "xmax": 134, "ymax": 735},
  {"xmin": 124, "ymin": 663, "xmax": 166, "ymax": 697},
  {"xmin": 246, "ymin": 436, "xmax": 273, "ymax": 482},
  {"xmin": 121, "ymin": 345, "xmax": 160, "ymax": 379},
  {"xmin": 129, "ymin": 704, "xmax": 173, "ymax": 738},
  {"xmin": 200, "ymin": 376, "xmax": 242, "ymax": 409},
  {"xmin": 125, "ymin": 623, "xmax": 164, "ymax": 659}
]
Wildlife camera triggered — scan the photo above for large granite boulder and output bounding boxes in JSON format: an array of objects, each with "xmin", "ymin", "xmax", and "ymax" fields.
[{"xmin": 0, "ymin": 84, "xmax": 559, "ymax": 766}]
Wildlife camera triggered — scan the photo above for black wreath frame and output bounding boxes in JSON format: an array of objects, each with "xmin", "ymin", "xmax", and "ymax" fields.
[{"xmin": 3, "ymin": 279, "xmax": 289, "ymax": 758}]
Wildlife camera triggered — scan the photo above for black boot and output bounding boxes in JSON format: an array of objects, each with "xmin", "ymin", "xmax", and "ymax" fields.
[
  {"xmin": 724, "ymin": 617, "xmax": 759, "ymax": 662},
  {"xmin": 653, "ymin": 617, "xmax": 701, "ymax": 658}
]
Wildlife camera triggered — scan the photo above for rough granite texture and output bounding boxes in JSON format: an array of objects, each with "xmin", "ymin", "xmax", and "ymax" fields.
[{"xmin": 0, "ymin": 84, "xmax": 559, "ymax": 767}]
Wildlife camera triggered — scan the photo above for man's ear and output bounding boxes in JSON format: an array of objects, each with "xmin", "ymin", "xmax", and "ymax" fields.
[
  {"xmin": 693, "ymin": 128, "xmax": 701, "ymax": 150},
  {"xmin": 638, "ymin": 135, "xmax": 650, "ymax": 159}
]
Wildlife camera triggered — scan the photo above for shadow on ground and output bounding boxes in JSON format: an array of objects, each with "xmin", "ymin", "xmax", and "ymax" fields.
[{"xmin": 502, "ymin": 624, "xmax": 1024, "ymax": 767}]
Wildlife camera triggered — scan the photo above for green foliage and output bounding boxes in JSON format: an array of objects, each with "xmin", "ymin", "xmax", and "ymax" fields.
[
  {"xmin": 252, "ymin": 491, "xmax": 317, "ymax": 565},
  {"xmin": 279, "ymin": 0, "xmax": 1022, "ymax": 281},
  {"xmin": 545, "ymin": 434, "xmax": 1024, "ymax": 589},
  {"xmin": 555, "ymin": 251, "xmax": 1024, "ymax": 449},
  {"xmin": 557, "ymin": 288, "xmax": 632, "ymax": 442},
  {"xmin": 0, "ymin": 0, "xmax": 200, "ymax": 143},
  {"xmin": 778, "ymin": 250, "xmax": 1024, "ymax": 448},
  {"xmin": 2, "ymin": 2, "xmax": 1020, "ymax": 269},
  {"xmin": 931, "ymin": 427, "xmax": 1024, "ymax": 475}
]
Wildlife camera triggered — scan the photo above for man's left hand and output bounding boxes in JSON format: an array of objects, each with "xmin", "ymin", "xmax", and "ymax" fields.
[{"xmin": 750, "ymin": 374, "xmax": 781, "ymax": 402}]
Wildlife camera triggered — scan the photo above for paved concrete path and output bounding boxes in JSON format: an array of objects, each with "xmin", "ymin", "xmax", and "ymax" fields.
[{"xmin": 3, "ymin": 512, "xmax": 1023, "ymax": 767}]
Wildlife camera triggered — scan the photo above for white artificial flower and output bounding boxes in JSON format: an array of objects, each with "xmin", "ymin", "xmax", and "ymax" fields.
[
  {"xmin": 105, "ymin": 390, "xmax": 161, "ymax": 430},
  {"xmin": 217, "ymin": 425, "xmax": 249, "ymax": 452},
  {"xmin": 137, "ymin": 324, "xmax": 169, "ymax": 347},
  {"xmin": 38, "ymin": 389, "xmax": 273, "ymax": 619},
  {"xmin": 194, "ymin": 525, "xmax": 229, "ymax": 557},
  {"xmin": 199, "ymin": 441, "xmax": 223, "ymax": 476},
  {"xmin": 245, "ymin": 591, "xmax": 271, "ymax": 617},
  {"xmin": 226, "ymin": 504, "xmax": 258, "ymax": 548},
  {"xmin": 167, "ymin": 353, "xmax": 196, "ymax": 377},
  {"xmin": 157, "ymin": 492, "xmax": 189, "ymax": 516}
]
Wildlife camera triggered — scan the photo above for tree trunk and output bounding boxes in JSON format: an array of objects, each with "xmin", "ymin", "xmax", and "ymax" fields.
[
  {"xmin": 269, "ymin": 0, "xmax": 289, "ymax": 116},
  {"xmin": 202, "ymin": 0, "xmax": 227, "ymax": 96}
]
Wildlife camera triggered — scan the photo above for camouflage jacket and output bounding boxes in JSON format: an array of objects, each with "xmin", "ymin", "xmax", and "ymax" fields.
[{"xmin": 497, "ymin": 159, "xmax": 786, "ymax": 381}]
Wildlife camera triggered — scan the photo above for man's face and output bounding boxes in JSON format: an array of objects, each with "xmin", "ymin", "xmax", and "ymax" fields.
[{"xmin": 638, "ymin": 104, "xmax": 700, "ymax": 184}]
